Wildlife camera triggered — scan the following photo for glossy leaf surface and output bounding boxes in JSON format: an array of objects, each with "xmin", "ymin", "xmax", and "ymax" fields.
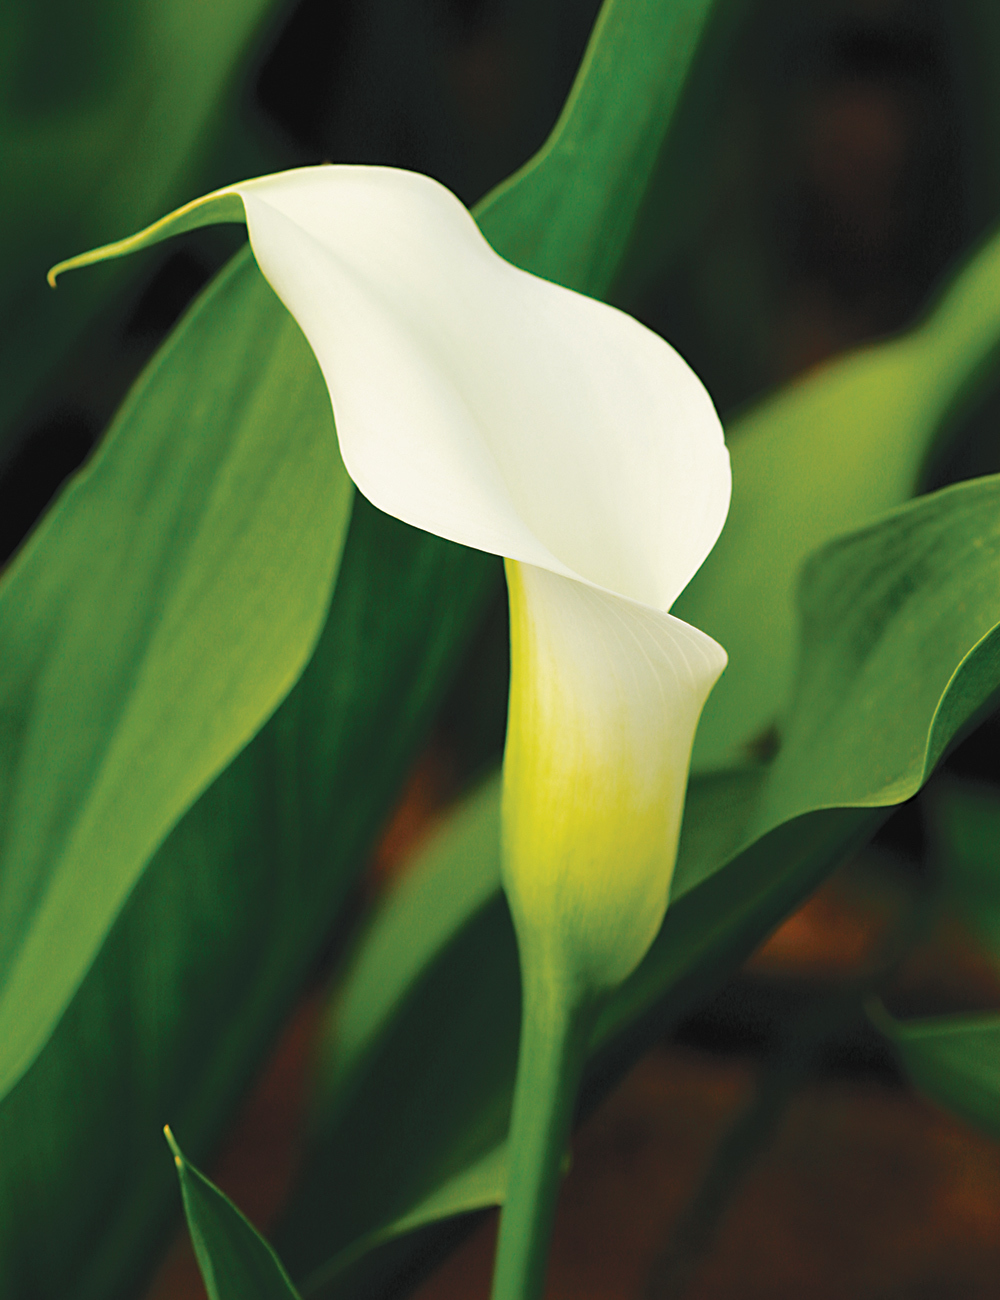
[
  {"xmin": 0, "ymin": 492, "xmax": 495, "ymax": 1300},
  {"xmin": 0, "ymin": 248, "xmax": 352, "ymax": 1105}
]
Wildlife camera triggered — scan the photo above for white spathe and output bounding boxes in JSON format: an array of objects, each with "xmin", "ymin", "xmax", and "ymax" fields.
[
  {"xmin": 233, "ymin": 168, "xmax": 728, "ymax": 611},
  {"xmin": 55, "ymin": 164, "xmax": 732, "ymax": 989}
]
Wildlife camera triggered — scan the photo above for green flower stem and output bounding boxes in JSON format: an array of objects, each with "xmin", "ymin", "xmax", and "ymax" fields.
[{"xmin": 491, "ymin": 961, "xmax": 598, "ymax": 1300}]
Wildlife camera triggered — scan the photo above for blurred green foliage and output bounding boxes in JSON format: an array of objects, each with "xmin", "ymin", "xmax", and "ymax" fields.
[{"xmin": 0, "ymin": 0, "xmax": 291, "ymax": 463}]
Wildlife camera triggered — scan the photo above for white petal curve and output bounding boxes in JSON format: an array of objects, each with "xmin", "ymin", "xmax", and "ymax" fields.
[
  {"xmin": 235, "ymin": 166, "xmax": 730, "ymax": 611},
  {"xmin": 501, "ymin": 560, "xmax": 727, "ymax": 990}
]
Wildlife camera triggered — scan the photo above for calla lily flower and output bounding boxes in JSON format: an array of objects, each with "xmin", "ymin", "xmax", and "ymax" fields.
[
  {"xmin": 53, "ymin": 163, "xmax": 731, "ymax": 1300},
  {"xmin": 51, "ymin": 163, "xmax": 730, "ymax": 990}
]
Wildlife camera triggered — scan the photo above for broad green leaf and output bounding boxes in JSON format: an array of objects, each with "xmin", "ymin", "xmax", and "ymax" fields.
[
  {"xmin": 165, "ymin": 1127, "xmax": 301, "ymax": 1300},
  {"xmin": 283, "ymin": 473, "xmax": 1000, "ymax": 1292},
  {"xmin": 1, "ymin": 0, "xmax": 287, "ymax": 453},
  {"xmin": 279, "ymin": 864, "xmax": 522, "ymax": 1287},
  {"xmin": 872, "ymin": 1006, "xmax": 1000, "ymax": 1144},
  {"xmin": 0, "ymin": 248, "xmax": 353, "ymax": 1104},
  {"xmin": 675, "ymin": 222, "xmax": 1000, "ymax": 770},
  {"xmin": 385, "ymin": 1145, "xmax": 506, "ymax": 1243},
  {"xmin": 0, "ymin": 496, "xmax": 496, "ymax": 1300},
  {"xmin": 753, "ymin": 475, "xmax": 1000, "ymax": 824},
  {"xmin": 474, "ymin": 0, "xmax": 721, "ymax": 299},
  {"xmin": 611, "ymin": 472, "xmax": 1000, "ymax": 1065},
  {"xmin": 608, "ymin": 0, "xmax": 752, "ymax": 314}
]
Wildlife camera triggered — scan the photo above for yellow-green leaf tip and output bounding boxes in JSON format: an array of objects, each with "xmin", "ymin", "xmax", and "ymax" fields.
[
  {"xmin": 163, "ymin": 1123, "xmax": 183, "ymax": 1166},
  {"xmin": 47, "ymin": 189, "xmax": 247, "ymax": 287}
]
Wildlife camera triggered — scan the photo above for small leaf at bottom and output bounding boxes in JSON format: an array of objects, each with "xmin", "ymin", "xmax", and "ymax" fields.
[{"xmin": 165, "ymin": 1126, "xmax": 301, "ymax": 1300}]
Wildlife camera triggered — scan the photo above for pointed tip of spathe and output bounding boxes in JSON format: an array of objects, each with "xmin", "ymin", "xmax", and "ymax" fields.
[
  {"xmin": 47, "ymin": 246, "xmax": 114, "ymax": 287},
  {"xmin": 46, "ymin": 188, "xmax": 249, "ymax": 291}
]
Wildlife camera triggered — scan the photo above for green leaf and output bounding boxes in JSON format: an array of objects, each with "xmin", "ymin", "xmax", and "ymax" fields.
[
  {"xmin": 871, "ymin": 1006, "xmax": 1000, "ymax": 1143},
  {"xmin": 165, "ymin": 1127, "xmax": 301, "ymax": 1300},
  {"xmin": 0, "ymin": 497, "xmax": 496, "ymax": 1300},
  {"xmin": 0, "ymin": 0, "xmax": 287, "ymax": 451},
  {"xmin": 318, "ymin": 774, "xmax": 503, "ymax": 1110},
  {"xmin": 281, "ymin": 866, "xmax": 522, "ymax": 1290},
  {"xmin": 305, "ymin": 1145, "xmax": 507, "ymax": 1295},
  {"xmin": 474, "ymin": 0, "xmax": 721, "ymax": 299},
  {"xmin": 675, "ymin": 222, "xmax": 1000, "ymax": 770},
  {"xmin": 284, "ymin": 473, "xmax": 1000, "ymax": 1294},
  {"xmin": 0, "ymin": 247, "xmax": 353, "ymax": 1105},
  {"xmin": 754, "ymin": 475, "xmax": 1000, "ymax": 822},
  {"xmin": 50, "ymin": 0, "xmax": 721, "ymax": 306},
  {"xmin": 385, "ymin": 1145, "xmax": 507, "ymax": 1243}
]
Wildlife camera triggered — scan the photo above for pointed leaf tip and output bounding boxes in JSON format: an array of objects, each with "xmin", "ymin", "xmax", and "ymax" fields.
[
  {"xmin": 163, "ymin": 1125, "xmax": 182, "ymax": 1163},
  {"xmin": 46, "ymin": 189, "xmax": 248, "ymax": 288},
  {"xmin": 166, "ymin": 1127, "xmax": 302, "ymax": 1299}
]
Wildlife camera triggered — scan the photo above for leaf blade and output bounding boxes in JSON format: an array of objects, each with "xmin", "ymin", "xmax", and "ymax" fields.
[
  {"xmin": 677, "ymin": 224, "xmax": 1000, "ymax": 769},
  {"xmin": 165, "ymin": 1127, "xmax": 302, "ymax": 1300},
  {"xmin": 475, "ymin": 0, "xmax": 722, "ymax": 298},
  {"xmin": 872, "ymin": 1007, "xmax": 1000, "ymax": 1143},
  {"xmin": 0, "ymin": 248, "xmax": 353, "ymax": 1103}
]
